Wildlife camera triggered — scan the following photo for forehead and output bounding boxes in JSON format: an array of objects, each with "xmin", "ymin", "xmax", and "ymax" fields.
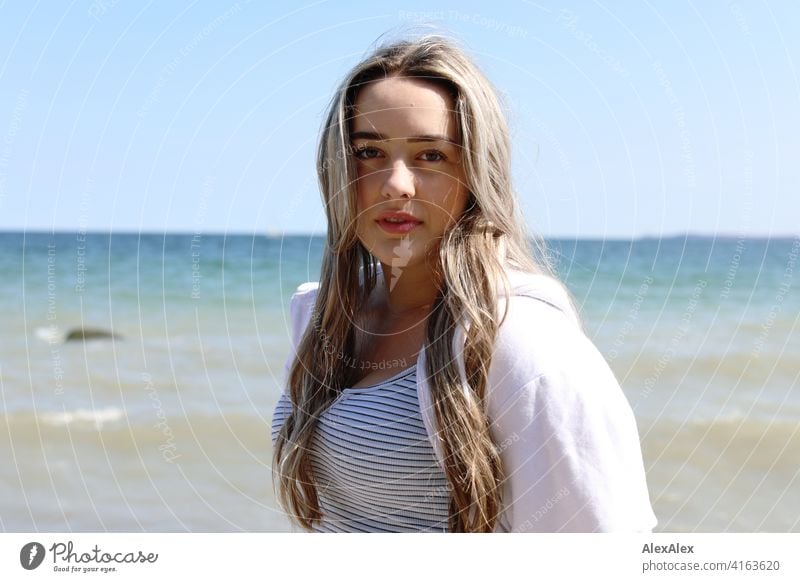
[{"xmin": 351, "ymin": 77, "xmax": 458, "ymax": 141}]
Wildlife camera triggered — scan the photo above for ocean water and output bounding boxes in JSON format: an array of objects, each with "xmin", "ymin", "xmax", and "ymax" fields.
[{"xmin": 0, "ymin": 231, "xmax": 797, "ymax": 532}]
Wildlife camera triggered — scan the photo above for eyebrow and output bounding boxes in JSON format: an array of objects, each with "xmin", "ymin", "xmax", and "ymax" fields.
[{"xmin": 350, "ymin": 131, "xmax": 457, "ymax": 145}]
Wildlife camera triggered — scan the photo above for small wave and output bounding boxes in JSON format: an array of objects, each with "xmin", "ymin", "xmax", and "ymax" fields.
[
  {"xmin": 34, "ymin": 325, "xmax": 64, "ymax": 344},
  {"xmin": 40, "ymin": 407, "xmax": 125, "ymax": 429},
  {"xmin": 642, "ymin": 415, "xmax": 800, "ymax": 448}
]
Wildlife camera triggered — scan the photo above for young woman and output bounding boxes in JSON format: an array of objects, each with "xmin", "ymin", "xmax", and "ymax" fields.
[{"xmin": 271, "ymin": 35, "xmax": 657, "ymax": 533}]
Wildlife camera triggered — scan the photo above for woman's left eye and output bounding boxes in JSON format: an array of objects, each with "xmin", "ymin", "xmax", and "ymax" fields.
[{"xmin": 419, "ymin": 151, "xmax": 446, "ymax": 162}]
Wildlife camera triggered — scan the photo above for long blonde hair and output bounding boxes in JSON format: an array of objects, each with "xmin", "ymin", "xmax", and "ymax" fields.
[{"xmin": 273, "ymin": 34, "xmax": 558, "ymax": 532}]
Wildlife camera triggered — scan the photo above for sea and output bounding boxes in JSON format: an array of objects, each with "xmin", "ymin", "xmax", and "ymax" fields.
[{"xmin": 0, "ymin": 231, "xmax": 797, "ymax": 532}]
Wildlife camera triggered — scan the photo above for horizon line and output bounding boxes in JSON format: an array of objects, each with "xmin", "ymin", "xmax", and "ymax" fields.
[{"xmin": 1, "ymin": 228, "xmax": 797, "ymax": 241}]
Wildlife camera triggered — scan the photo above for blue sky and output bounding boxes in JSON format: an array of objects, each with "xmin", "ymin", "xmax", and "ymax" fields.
[{"xmin": 0, "ymin": 0, "xmax": 797, "ymax": 238}]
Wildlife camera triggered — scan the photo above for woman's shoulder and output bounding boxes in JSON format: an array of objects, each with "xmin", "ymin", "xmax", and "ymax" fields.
[
  {"xmin": 498, "ymin": 267, "xmax": 580, "ymax": 326},
  {"xmin": 292, "ymin": 280, "xmax": 320, "ymax": 298},
  {"xmin": 488, "ymin": 268, "xmax": 616, "ymax": 402},
  {"xmin": 287, "ymin": 281, "xmax": 320, "ymax": 349},
  {"xmin": 289, "ymin": 281, "xmax": 320, "ymax": 310}
]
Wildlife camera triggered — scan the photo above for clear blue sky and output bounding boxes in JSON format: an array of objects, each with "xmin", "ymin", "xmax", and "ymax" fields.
[{"xmin": 0, "ymin": 0, "xmax": 797, "ymax": 238}]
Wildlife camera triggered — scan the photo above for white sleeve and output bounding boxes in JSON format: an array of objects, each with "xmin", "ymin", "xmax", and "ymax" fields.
[
  {"xmin": 280, "ymin": 282, "xmax": 320, "ymax": 394},
  {"xmin": 487, "ymin": 295, "xmax": 657, "ymax": 532}
]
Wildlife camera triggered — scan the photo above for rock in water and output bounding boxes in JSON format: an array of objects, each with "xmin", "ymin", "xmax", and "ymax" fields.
[{"xmin": 64, "ymin": 327, "xmax": 122, "ymax": 342}]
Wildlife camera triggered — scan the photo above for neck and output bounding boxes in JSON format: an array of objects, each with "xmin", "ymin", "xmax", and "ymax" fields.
[{"xmin": 377, "ymin": 260, "xmax": 440, "ymax": 318}]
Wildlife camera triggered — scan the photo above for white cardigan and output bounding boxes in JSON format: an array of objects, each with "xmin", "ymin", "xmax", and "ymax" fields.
[{"xmin": 281, "ymin": 268, "xmax": 657, "ymax": 533}]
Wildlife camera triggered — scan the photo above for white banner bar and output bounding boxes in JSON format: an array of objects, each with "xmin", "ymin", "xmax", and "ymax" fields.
[{"xmin": 2, "ymin": 533, "xmax": 798, "ymax": 581}]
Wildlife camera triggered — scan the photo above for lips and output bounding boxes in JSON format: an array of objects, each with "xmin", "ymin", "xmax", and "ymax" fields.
[{"xmin": 375, "ymin": 211, "xmax": 422, "ymax": 234}]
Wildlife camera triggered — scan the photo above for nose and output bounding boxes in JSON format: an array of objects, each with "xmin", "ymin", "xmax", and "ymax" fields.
[{"xmin": 381, "ymin": 160, "xmax": 415, "ymax": 199}]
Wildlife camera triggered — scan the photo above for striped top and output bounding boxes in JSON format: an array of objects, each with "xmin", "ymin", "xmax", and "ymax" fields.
[{"xmin": 271, "ymin": 366, "xmax": 451, "ymax": 532}]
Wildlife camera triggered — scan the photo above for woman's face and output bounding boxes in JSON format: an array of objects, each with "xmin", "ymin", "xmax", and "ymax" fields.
[{"xmin": 350, "ymin": 76, "xmax": 469, "ymax": 275}]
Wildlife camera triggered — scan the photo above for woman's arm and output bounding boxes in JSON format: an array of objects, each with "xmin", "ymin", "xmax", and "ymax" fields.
[
  {"xmin": 281, "ymin": 282, "xmax": 320, "ymax": 391},
  {"xmin": 486, "ymin": 294, "xmax": 657, "ymax": 532}
]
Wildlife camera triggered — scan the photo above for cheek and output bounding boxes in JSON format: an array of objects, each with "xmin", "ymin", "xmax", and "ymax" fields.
[
  {"xmin": 355, "ymin": 172, "xmax": 378, "ymax": 210},
  {"xmin": 355, "ymin": 185, "xmax": 371, "ymax": 221},
  {"xmin": 354, "ymin": 187, "xmax": 376, "ymax": 237},
  {"xmin": 436, "ymin": 175, "xmax": 469, "ymax": 218},
  {"xmin": 355, "ymin": 188, "xmax": 365, "ymax": 214}
]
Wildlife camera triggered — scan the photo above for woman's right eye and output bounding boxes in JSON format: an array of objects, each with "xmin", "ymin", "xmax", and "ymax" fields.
[{"xmin": 354, "ymin": 146, "xmax": 381, "ymax": 160}]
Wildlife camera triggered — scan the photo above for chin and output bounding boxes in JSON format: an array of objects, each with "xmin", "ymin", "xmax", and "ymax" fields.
[{"xmin": 360, "ymin": 229, "xmax": 436, "ymax": 267}]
